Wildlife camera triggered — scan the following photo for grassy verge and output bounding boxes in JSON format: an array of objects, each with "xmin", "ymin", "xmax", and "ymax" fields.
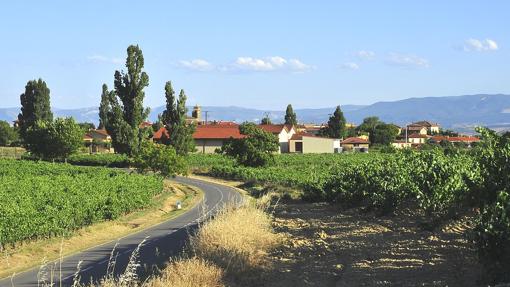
[
  {"xmin": 0, "ymin": 146, "xmax": 26, "ymax": 159},
  {"xmin": 0, "ymin": 181, "xmax": 202, "ymax": 279}
]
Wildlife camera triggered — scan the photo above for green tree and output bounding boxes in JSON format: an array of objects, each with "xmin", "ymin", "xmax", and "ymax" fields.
[
  {"xmin": 356, "ymin": 117, "xmax": 399, "ymax": 145},
  {"xmin": 161, "ymin": 82, "xmax": 195, "ymax": 155},
  {"xmin": 220, "ymin": 122, "xmax": 279, "ymax": 167},
  {"xmin": 98, "ymin": 84, "xmax": 112, "ymax": 129},
  {"xmin": 284, "ymin": 104, "xmax": 297, "ymax": 126},
  {"xmin": 438, "ymin": 129, "xmax": 459, "ymax": 137},
  {"xmin": 0, "ymin": 121, "xmax": 18, "ymax": 146},
  {"xmin": 356, "ymin": 116, "xmax": 380, "ymax": 135},
  {"xmin": 25, "ymin": 118, "xmax": 84, "ymax": 160},
  {"xmin": 78, "ymin": 122, "xmax": 96, "ymax": 131},
  {"xmin": 320, "ymin": 106, "xmax": 346, "ymax": 138},
  {"xmin": 372, "ymin": 123, "xmax": 400, "ymax": 145},
  {"xmin": 104, "ymin": 45, "xmax": 150, "ymax": 155},
  {"xmin": 152, "ymin": 114, "xmax": 164, "ymax": 132},
  {"xmin": 134, "ymin": 140, "xmax": 187, "ymax": 177},
  {"xmin": 260, "ymin": 114, "xmax": 272, "ymax": 125},
  {"xmin": 18, "ymin": 79, "xmax": 53, "ymax": 141}
]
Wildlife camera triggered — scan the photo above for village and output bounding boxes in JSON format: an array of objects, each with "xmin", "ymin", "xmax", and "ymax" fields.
[{"xmin": 82, "ymin": 105, "xmax": 480, "ymax": 155}]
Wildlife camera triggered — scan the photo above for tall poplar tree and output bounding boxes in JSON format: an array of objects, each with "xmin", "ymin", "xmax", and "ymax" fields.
[
  {"xmin": 18, "ymin": 79, "xmax": 53, "ymax": 141},
  {"xmin": 98, "ymin": 84, "xmax": 112, "ymax": 129},
  {"xmin": 284, "ymin": 104, "xmax": 297, "ymax": 126},
  {"xmin": 162, "ymin": 81, "xmax": 195, "ymax": 155},
  {"xmin": 104, "ymin": 45, "xmax": 150, "ymax": 155},
  {"xmin": 321, "ymin": 105, "xmax": 347, "ymax": 138}
]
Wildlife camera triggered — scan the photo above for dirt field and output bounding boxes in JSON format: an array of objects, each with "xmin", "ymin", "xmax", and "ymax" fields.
[{"xmin": 264, "ymin": 201, "xmax": 482, "ymax": 287}]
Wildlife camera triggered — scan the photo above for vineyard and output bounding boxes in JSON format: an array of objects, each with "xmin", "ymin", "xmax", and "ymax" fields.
[
  {"xmin": 0, "ymin": 159, "xmax": 163, "ymax": 246},
  {"xmin": 188, "ymin": 153, "xmax": 379, "ymax": 190},
  {"xmin": 189, "ymin": 151, "xmax": 480, "ymax": 215}
]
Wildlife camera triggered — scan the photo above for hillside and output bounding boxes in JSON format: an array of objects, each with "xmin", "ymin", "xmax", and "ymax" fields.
[{"xmin": 1, "ymin": 94, "xmax": 509, "ymax": 132}]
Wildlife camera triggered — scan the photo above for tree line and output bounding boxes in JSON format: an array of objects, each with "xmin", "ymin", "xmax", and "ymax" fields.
[{"xmin": 12, "ymin": 45, "xmax": 194, "ymax": 175}]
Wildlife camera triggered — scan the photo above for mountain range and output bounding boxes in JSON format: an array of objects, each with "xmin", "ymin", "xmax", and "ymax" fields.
[{"xmin": 1, "ymin": 94, "xmax": 509, "ymax": 133}]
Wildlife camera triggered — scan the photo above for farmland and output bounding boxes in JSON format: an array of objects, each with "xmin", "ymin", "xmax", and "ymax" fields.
[
  {"xmin": 188, "ymin": 153, "xmax": 379, "ymax": 190},
  {"xmin": 0, "ymin": 159, "xmax": 163, "ymax": 246},
  {"xmin": 189, "ymin": 134, "xmax": 510, "ymax": 283},
  {"xmin": 189, "ymin": 150, "xmax": 480, "ymax": 216}
]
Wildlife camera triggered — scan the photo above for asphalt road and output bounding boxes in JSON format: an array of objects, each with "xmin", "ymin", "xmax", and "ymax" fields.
[{"xmin": 0, "ymin": 176, "xmax": 243, "ymax": 287}]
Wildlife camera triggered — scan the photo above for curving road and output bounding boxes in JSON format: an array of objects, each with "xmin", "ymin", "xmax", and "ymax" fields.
[{"xmin": 0, "ymin": 176, "xmax": 243, "ymax": 287}]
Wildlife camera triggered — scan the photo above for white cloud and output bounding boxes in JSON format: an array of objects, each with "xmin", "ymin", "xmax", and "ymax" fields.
[
  {"xmin": 341, "ymin": 62, "xmax": 360, "ymax": 70},
  {"xmin": 288, "ymin": 59, "xmax": 312, "ymax": 71},
  {"xmin": 235, "ymin": 57, "xmax": 275, "ymax": 71},
  {"xmin": 463, "ymin": 38, "xmax": 499, "ymax": 52},
  {"xmin": 87, "ymin": 55, "xmax": 123, "ymax": 64},
  {"xmin": 231, "ymin": 56, "xmax": 313, "ymax": 72},
  {"xmin": 356, "ymin": 50, "xmax": 376, "ymax": 60},
  {"xmin": 178, "ymin": 59, "xmax": 214, "ymax": 71},
  {"xmin": 386, "ymin": 53, "xmax": 429, "ymax": 68},
  {"xmin": 176, "ymin": 56, "xmax": 313, "ymax": 73}
]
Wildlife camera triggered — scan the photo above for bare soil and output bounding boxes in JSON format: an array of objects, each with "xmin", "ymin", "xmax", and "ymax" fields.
[{"xmin": 264, "ymin": 202, "xmax": 482, "ymax": 287}]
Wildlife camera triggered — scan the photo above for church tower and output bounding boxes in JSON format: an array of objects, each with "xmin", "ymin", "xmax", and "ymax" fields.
[{"xmin": 192, "ymin": 105, "xmax": 202, "ymax": 122}]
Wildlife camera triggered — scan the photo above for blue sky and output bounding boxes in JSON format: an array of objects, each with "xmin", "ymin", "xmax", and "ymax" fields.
[{"xmin": 0, "ymin": 1, "xmax": 508, "ymax": 110}]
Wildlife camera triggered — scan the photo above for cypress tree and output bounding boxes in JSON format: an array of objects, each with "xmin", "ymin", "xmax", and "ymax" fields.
[
  {"xmin": 18, "ymin": 79, "xmax": 53, "ymax": 140},
  {"xmin": 98, "ymin": 84, "xmax": 111, "ymax": 129},
  {"xmin": 322, "ymin": 105, "xmax": 347, "ymax": 138},
  {"xmin": 284, "ymin": 104, "xmax": 297, "ymax": 126}
]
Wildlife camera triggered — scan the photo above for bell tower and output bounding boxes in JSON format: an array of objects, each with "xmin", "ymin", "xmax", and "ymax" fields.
[{"xmin": 192, "ymin": 105, "xmax": 202, "ymax": 122}]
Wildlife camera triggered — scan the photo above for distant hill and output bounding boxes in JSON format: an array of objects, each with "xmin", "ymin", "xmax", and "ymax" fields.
[{"xmin": 1, "ymin": 94, "xmax": 509, "ymax": 133}]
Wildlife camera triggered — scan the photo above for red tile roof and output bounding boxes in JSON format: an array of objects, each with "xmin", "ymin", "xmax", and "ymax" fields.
[
  {"xmin": 258, "ymin": 124, "xmax": 288, "ymax": 134},
  {"xmin": 341, "ymin": 137, "xmax": 370, "ymax": 144},
  {"xmin": 153, "ymin": 125, "xmax": 245, "ymax": 140},
  {"xmin": 194, "ymin": 125, "xmax": 245, "ymax": 139},
  {"xmin": 290, "ymin": 132, "xmax": 314, "ymax": 141},
  {"xmin": 153, "ymin": 127, "xmax": 169, "ymax": 140}
]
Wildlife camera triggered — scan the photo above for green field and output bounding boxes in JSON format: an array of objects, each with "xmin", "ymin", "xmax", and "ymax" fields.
[
  {"xmin": 189, "ymin": 150, "xmax": 481, "ymax": 215},
  {"xmin": 188, "ymin": 153, "xmax": 379, "ymax": 188},
  {"xmin": 0, "ymin": 159, "xmax": 163, "ymax": 246}
]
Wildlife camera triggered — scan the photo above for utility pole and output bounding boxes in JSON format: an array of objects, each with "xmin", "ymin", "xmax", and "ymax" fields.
[
  {"xmin": 405, "ymin": 123, "xmax": 408, "ymax": 143},
  {"xmin": 204, "ymin": 111, "xmax": 210, "ymax": 125}
]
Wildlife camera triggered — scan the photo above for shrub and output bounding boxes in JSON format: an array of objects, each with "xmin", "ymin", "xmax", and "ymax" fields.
[
  {"xmin": 472, "ymin": 127, "xmax": 510, "ymax": 282},
  {"xmin": 473, "ymin": 191, "xmax": 510, "ymax": 282},
  {"xmin": 134, "ymin": 141, "xmax": 187, "ymax": 177},
  {"xmin": 219, "ymin": 122, "xmax": 279, "ymax": 167}
]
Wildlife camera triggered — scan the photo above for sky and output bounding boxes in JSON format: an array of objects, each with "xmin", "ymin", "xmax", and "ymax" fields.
[{"xmin": 0, "ymin": 1, "xmax": 509, "ymax": 110}]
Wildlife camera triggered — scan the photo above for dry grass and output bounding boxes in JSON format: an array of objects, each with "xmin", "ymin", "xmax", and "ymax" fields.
[
  {"xmin": 0, "ymin": 147, "xmax": 26, "ymax": 159},
  {"xmin": 145, "ymin": 257, "xmax": 224, "ymax": 287},
  {"xmin": 190, "ymin": 204, "xmax": 282, "ymax": 275}
]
